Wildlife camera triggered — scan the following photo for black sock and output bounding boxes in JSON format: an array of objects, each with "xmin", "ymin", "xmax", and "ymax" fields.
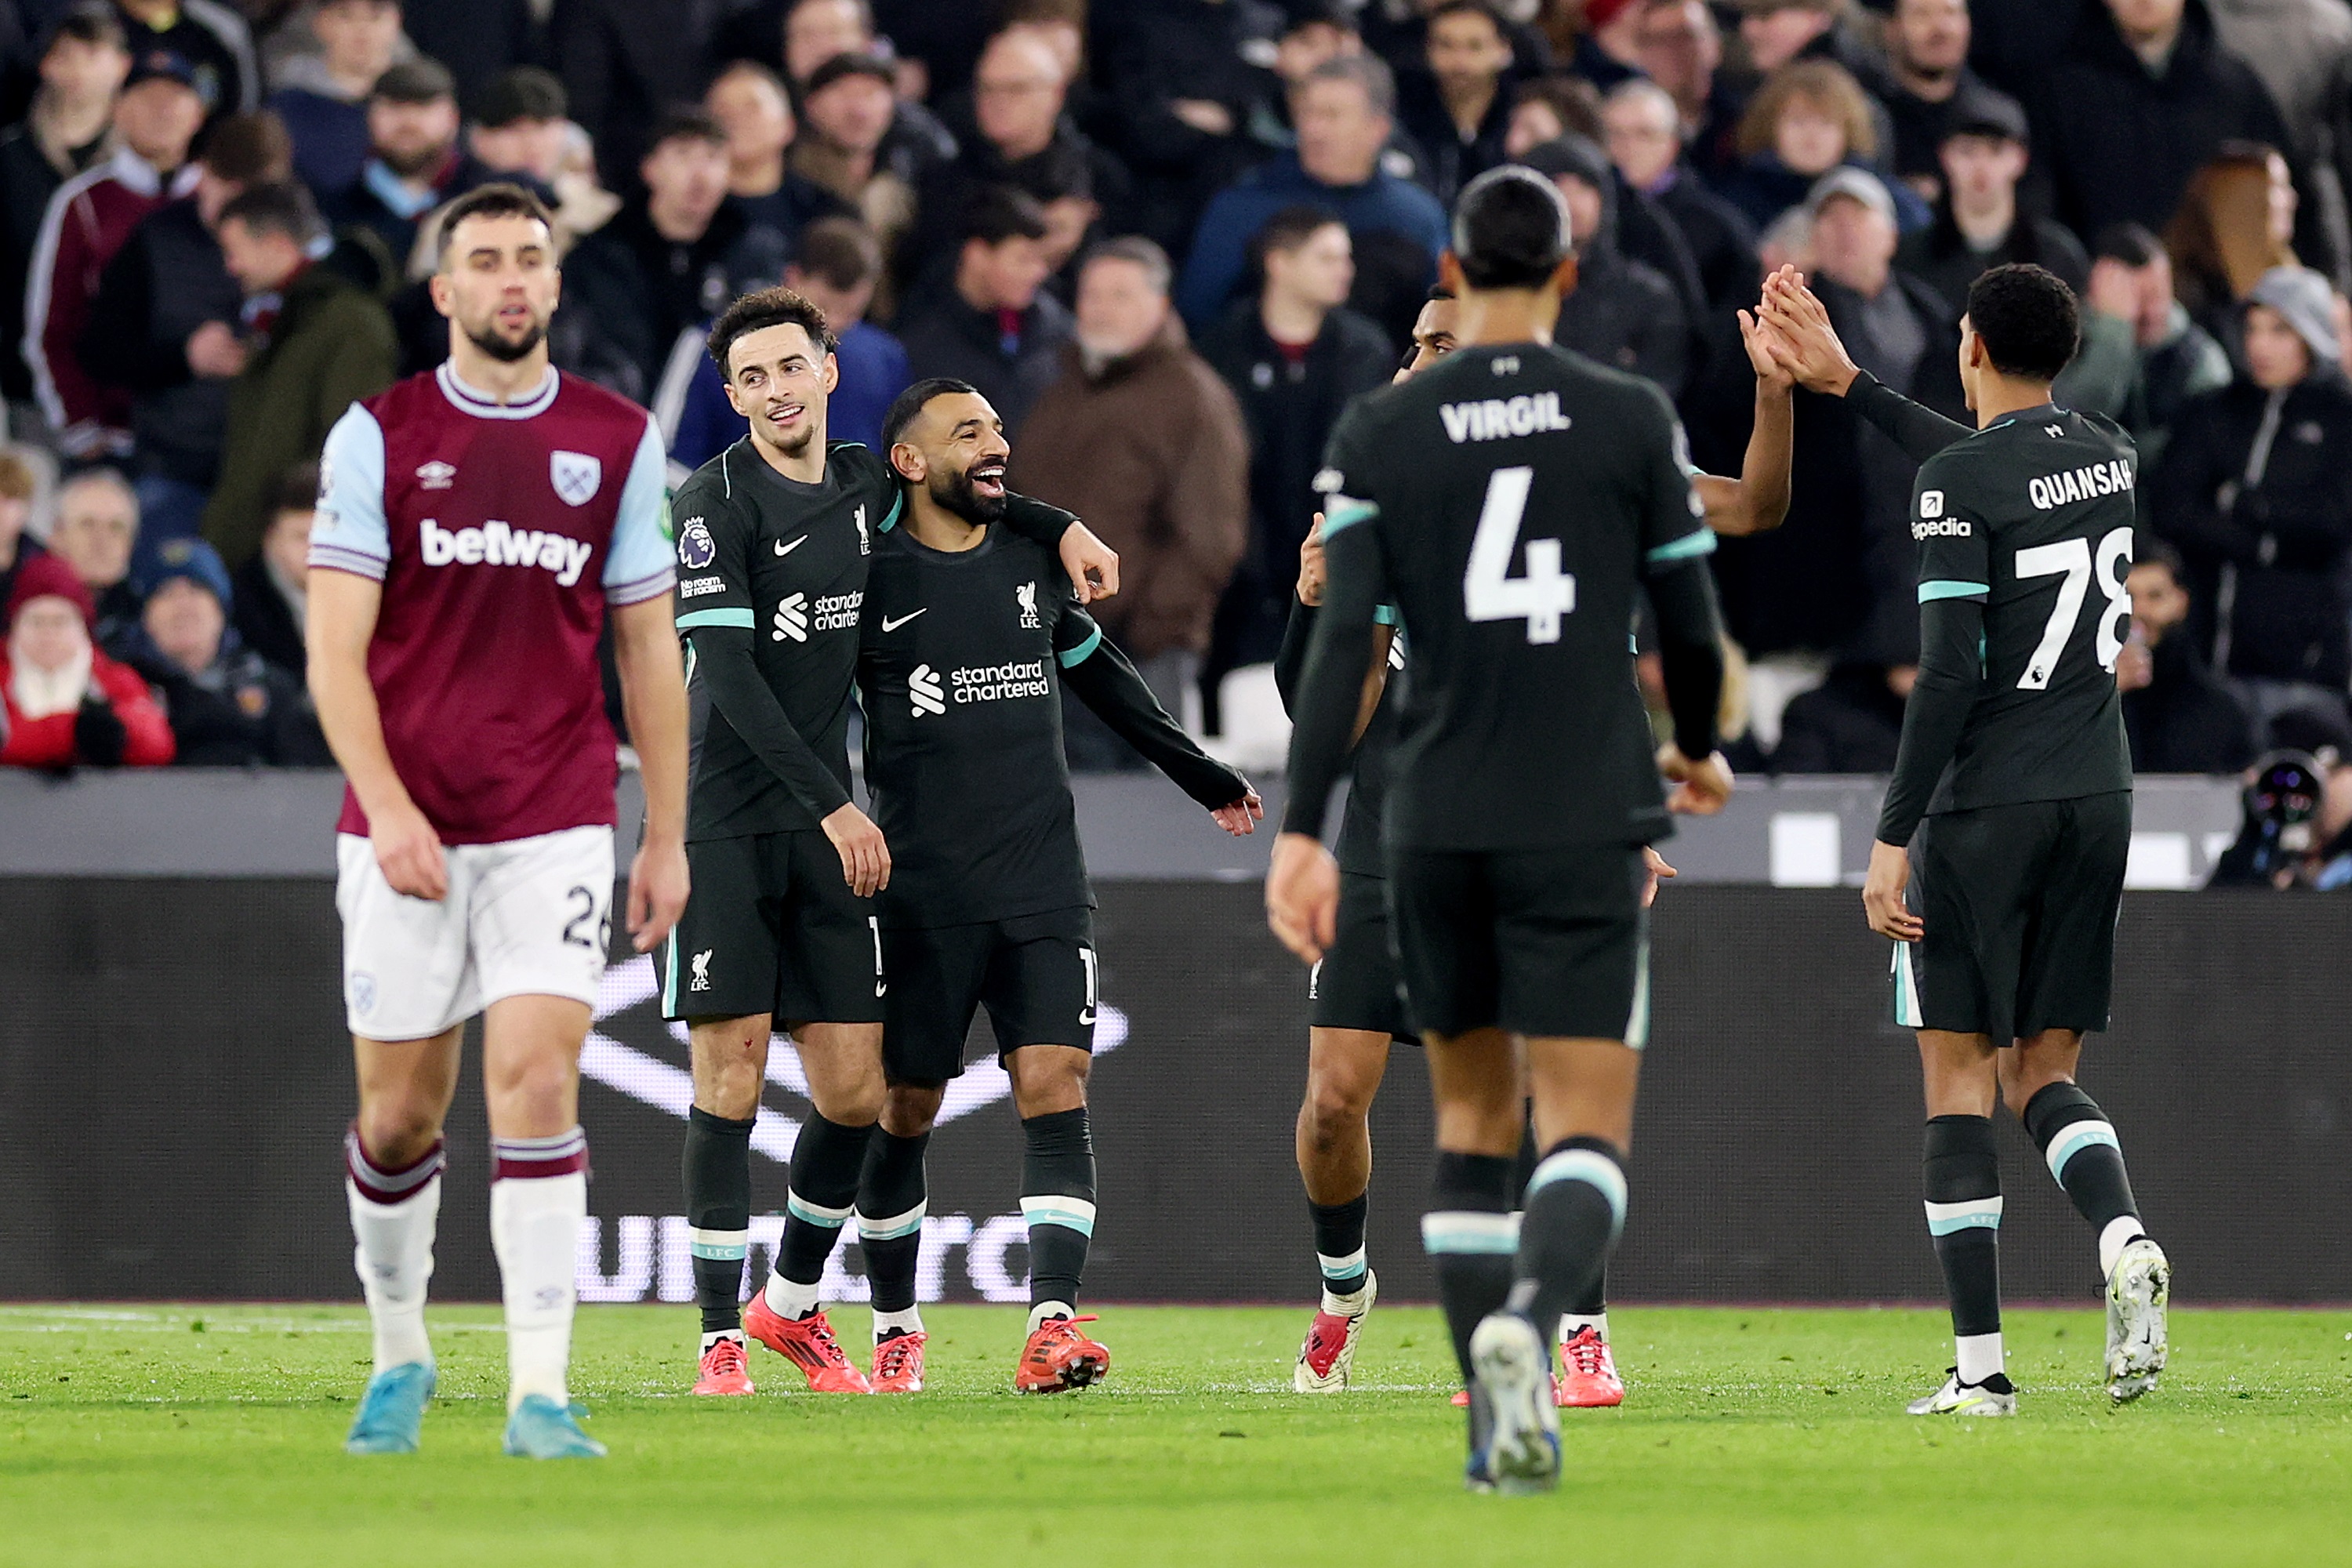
[
  {"xmin": 1922, "ymin": 1115, "xmax": 2002, "ymax": 1342},
  {"xmin": 857, "ymin": 1126, "xmax": 930, "ymax": 1316},
  {"xmin": 1309, "ymin": 1192, "xmax": 1370, "ymax": 1298},
  {"xmin": 778, "ymin": 1111, "xmax": 869, "ymax": 1294},
  {"xmin": 1422, "ymin": 1151, "xmax": 1516, "ymax": 1387},
  {"xmin": 683, "ymin": 1108, "xmax": 753, "ymax": 1338},
  {"xmin": 1022, "ymin": 1108, "xmax": 1095, "ymax": 1312},
  {"xmin": 1504, "ymin": 1138, "xmax": 1625, "ymax": 1350},
  {"xmin": 2021, "ymin": 1082, "xmax": 2146, "ymax": 1271}
]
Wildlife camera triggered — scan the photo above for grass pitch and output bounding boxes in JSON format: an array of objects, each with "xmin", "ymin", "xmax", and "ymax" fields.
[{"xmin": 2, "ymin": 1303, "xmax": 2348, "ymax": 1568}]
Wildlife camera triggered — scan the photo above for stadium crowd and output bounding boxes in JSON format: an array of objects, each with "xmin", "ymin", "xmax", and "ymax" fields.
[{"xmin": 2, "ymin": 0, "xmax": 2351, "ymax": 779}]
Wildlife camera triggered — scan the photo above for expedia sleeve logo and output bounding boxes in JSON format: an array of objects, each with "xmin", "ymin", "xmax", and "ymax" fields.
[{"xmin": 678, "ymin": 517, "xmax": 716, "ymax": 570}]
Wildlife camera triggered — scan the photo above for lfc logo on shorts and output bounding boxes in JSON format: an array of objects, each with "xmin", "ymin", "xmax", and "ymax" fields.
[{"xmin": 550, "ymin": 450, "xmax": 602, "ymax": 507}]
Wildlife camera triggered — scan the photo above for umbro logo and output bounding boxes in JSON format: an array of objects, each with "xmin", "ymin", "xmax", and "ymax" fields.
[
  {"xmin": 416, "ymin": 460, "xmax": 455, "ymax": 489},
  {"xmin": 775, "ymin": 535, "xmax": 806, "ymax": 557},
  {"xmin": 773, "ymin": 593, "xmax": 808, "ymax": 641},
  {"xmin": 909, "ymin": 663, "xmax": 946, "ymax": 717},
  {"xmin": 880, "ymin": 609, "xmax": 926, "ymax": 632}
]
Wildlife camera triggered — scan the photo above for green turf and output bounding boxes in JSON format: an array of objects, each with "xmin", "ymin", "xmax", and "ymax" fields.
[{"xmin": 3, "ymin": 1302, "xmax": 2350, "ymax": 1567}]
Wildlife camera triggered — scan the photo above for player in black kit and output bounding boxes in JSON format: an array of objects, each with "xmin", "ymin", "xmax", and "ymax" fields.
[
  {"xmin": 851, "ymin": 379, "xmax": 1259, "ymax": 1394},
  {"xmin": 662, "ymin": 289, "xmax": 1120, "ymax": 1397},
  {"xmin": 1268, "ymin": 167, "xmax": 1734, "ymax": 1492},
  {"xmin": 1758, "ymin": 265, "xmax": 2170, "ymax": 1416}
]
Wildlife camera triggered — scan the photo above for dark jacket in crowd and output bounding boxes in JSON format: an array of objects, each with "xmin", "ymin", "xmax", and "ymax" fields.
[
  {"xmin": 405, "ymin": 0, "xmax": 542, "ymax": 109},
  {"xmin": 1897, "ymin": 205, "xmax": 2092, "ymax": 321},
  {"xmin": 1550, "ymin": 152, "xmax": 1693, "ymax": 401},
  {"xmin": 893, "ymin": 279, "xmax": 1076, "ymax": 439},
  {"xmin": 132, "ymin": 641, "xmax": 329, "ymax": 767},
  {"xmin": 549, "ymin": 0, "xmax": 731, "ymax": 192},
  {"xmin": 320, "ymin": 151, "xmax": 521, "ymax": 296},
  {"xmin": 2125, "ymin": 628, "xmax": 2259, "ymax": 771},
  {"xmin": 1091, "ymin": 0, "xmax": 1287, "ymax": 253},
  {"xmin": 1641, "ymin": 164, "xmax": 1762, "ymax": 313},
  {"xmin": 230, "ymin": 552, "xmax": 306, "ymax": 679},
  {"xmin": 2151, "ymin": 371, "xmax": 2352, "ymax": 688},
  {"xmin": 551, "ymin": 198, "xmax": 789, "ymax": 408},
  {"xmin": 77, "ymin": 197, "xmax": 241, "ymax": 489},
  {"xmin": 1394, "ymin": 74, "xmax": 1514, "ymax": 211},
  {"xmin": 1771, "ymin": 662, "xmax": 1908, "ymax": 772},
  {"xmin": 910, "ymin": 115, "xmax": 1135, "ymax": 278},
  {"xmin": 1715, "ymin": 153, "xmax": 1934, "ymax": 234},
  {"xmin": 2027, "ymin": 0, "xmax": 2291, "ymax": 242},
  {"xmin": 0, "ymin": 119, "xmax": 109, "ymax": 401},
  {"xmin": 1884, "ymin": 74, "xmax": 2027, "ymax": 192}
]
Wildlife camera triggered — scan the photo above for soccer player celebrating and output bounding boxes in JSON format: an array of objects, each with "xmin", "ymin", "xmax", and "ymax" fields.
[
  {"xmin": 1279, "ymin": 278, "xmax": 1796, "ymax": 1403},
  {"xmin": 310, "ymin": 183, "xmax": 691, "ymax": 1460},
  {"xmin": 662, "ymin": 289, "xmax": 1120, "ymax": 1397},
  {"xmin": 1758, "ymin": 265, "xmax": 2170, "ymax": 1414},
  {"xmin": 1268, "ymin": 166, "xmax": 1733, "ymax": 1493},
  {"xmin": 845, "ymin": 378, "xmax": 1260, "ymax": 1393}
]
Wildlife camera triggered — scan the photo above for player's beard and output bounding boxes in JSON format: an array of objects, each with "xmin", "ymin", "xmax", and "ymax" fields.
[
  {"xmin": 757, "ymin": 416, "xmax": 819, "ymax": 461},
  {"xmin": 930, "ymin": 461, "xmax": 1007, "ymax": 524},
  {"xmin": 465, "ymin": 317, "xmax": 546, "ymax": 364}
]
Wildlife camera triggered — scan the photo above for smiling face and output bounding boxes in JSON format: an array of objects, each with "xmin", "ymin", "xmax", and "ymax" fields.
[
  {"xmin": 891, "ymin": 390, "xmax": 1011, "ymax": 522},
  {"xmin": 725, "ymin": 321, "xmax": 837, "ymax": 460},
  {"xmin": 432, "ymin": 209, "xmax": 560, "ymax": 362}
]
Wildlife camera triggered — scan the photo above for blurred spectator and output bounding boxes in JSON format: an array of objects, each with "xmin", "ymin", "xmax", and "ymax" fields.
[
  {"xmin": 1719, "ymin": 61, "xmax": 1929, "ymax": 234},
  {"xmin": 1634, "ymin": 0, "xmax": 1741, "ymax": 176},
  {"xmin": 1504, "ymin": 74, "xmax": 1603, "ymax": 159},
  {"xmin": 1092, "ymin": 0, "xmax": 1286, "ymax": 253},
  {"xmin": 1178, "ymin": 54, "xmax": 1448, "ymax": 346},
  {"xmin": 1605, "ymin": 78, "xmax": 1761, "ymax": 313},
  {"xmin": 1396, "ymin": 0, "xmax": 1519, "ymax": 208},
  {"xmin": 790, "ymin": 52, "xmax": 933, "ymax": 310},
  {"xmin": 548, "ymin": 0, "xmax": 727, "ymax": 193},
  {"xmin": 470, "ymin": 66, "xmax": 617, "ymax": 243},
  {"xmin": 80, "ymin": 111, "xmax": 290, "ymax": 574},
  {"xmin": 706, "ymin": 61, "xmax": 848, "ymax": 245},
  {"xmin": 1879, "ymin": 0, "xmax": 2027, "ymax": 205},
  {"xmin": 1734, "ymin": 0, "xmax": 1887, "ymax": 83},
  {"xmin": 2153, "ymin": 265, "xmax": 2352, "ymax": 732},
  {"xmin": 1356, "ymin": 0, "xmax": 1555, "ymax": 80},
  {"xmin": 1199, "ymin": 205, "xmax": 1391, "ymax": 712},
  {"xmin": 1, "ymin": 4, "xmax": 130, "ymax": 409},
  {"xmin": 46, "ymin": 467, "xmax": 143, "ymax": 652},
  {"xmin": 916, "ymin": 26, "xmax": 1132, "ymax": 292},
  {"xmin": 554, "ymin": 111, "xmax": 787, "ymax": 408},
  {"xmin": 1771, "ymin": 660, "xmax": 1913, "ymax": 771},
  {"xmin": 24, "ymin": 45, "xmax": 204, "ymax": 458},
  {"xmin": 2206, "ymin": 0, "xmax": 2352, "ymax": 265},
  {"xmin": 1275, "ymin": 5, "xmax": 1365, "ymax": 92},
  {"xmin": 2115, "ymin": 538, "xmax": 2259, "ymax": 771},
  {"xmin": 2027, "ymin": 0, "xmax": 2291, "ymax": 245},
  {"xmin": 776, "ymin": 1, "xmax": 958, "ymax": 197},
  {"xmin": 230, "ymin": 461, "xmax": 314, "ymax": 678},
  {"xmin": 1571, "ymin": 0, "xmax": 1652, "ymax": 89},
  {"xmin": 201, "ymin": 181, "xmax": 397, "ymax": 565},
  {"xmin": 1897, "ymin": 99, "xmax": 2089, "ymax": 319},
  {"xmin": 0, "ymin": 448, "xmax": 42, "ymax": 608},
  {"xmin": 0, "ymin": 550, "xmax": 173, "ymax": 768},
  {"xmin": 2054, "ymin": 223, "xmax": 2234, "ymax": 461},
  {"xmin": 318, "ymin": 59, "xmax": 499, "ymax": 294},
  {"xmin": 896, "ymin": 186, "xmax": 1072, "ymax": 437},
  {"xmin": 2164, "ymin": 143, "xmax": 2299, "ymax": 343},
  {"xmin": 267, "ymin": 0, "xmax": 401, "ymax": 196},
  {"xmin": 1523, "ymin": 135, "xmax": 1693, "ymax": 397},
  {"xmin": 128, "ymin": 535, "xmax": 328, "ymax": 764},
  {"xmin": 111, "ymin": 0, "xmax": 257, "ymax": 122},
  {"xmin": 400, "ymin": 0, "xmax": 539, "ymax": 108},
  {"xmin": 1008, "ymin": 238, "xmax": 1248, "ymax": 753}
]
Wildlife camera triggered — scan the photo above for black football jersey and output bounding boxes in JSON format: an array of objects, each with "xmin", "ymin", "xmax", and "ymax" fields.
[
  {"xmin": 1900, "ymin": 403, "xmax": 2136, "ymax": 822},
  {"xmin": 1314, "ymin": 343, "xmax": 1715, "ymax": 851}
]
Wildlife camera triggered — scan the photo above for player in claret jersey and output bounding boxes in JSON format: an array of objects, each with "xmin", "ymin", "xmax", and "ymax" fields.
[
  {"xmin": 659, "ymin": 289, "xmax": 1120, "ymax": 1397},
  {"xmin": 307, "ymin": 183, "xmax": 691, "ymax": 1460},
  {"xmin": 848, "ymin": 379, "xmax": 1259, "ymax": 1394}
]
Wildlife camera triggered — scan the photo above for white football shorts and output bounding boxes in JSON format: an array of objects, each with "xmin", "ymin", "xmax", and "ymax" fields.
[{"xmin": 335, "ymin": 824, "xmax": 614, "ymax": 1040}]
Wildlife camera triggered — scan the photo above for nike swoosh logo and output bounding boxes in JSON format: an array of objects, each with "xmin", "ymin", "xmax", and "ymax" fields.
[
  {"xmin": 880, "ymin": 610, "xmax": 927, "ymax": 632},
  {"xmin": 775, "ymin": 535, "xmax": 807, "ymax": 556}
]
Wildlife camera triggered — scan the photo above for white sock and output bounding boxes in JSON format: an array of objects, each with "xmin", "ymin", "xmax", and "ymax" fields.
[
  {"xmin": 1028, "ymin": 1299, "xmax": 1076, "ymax": 1334},
  {"xmin": 1320, "ymin": 1280, "xmax": 1371, "ymax": 1315},
  {"xmin": 764, "ymin": 1272, "xmax": 822, "ymax": 1319},
  {"xmin": 491, "ymin": 1167, "xmax": 586, "ymax": 1411},
  {"xmin": 347, "ymin": 1174, "xmax": 440, "ymax": 1374},
  {"xmin": 1559, "ymin": 1311, "xmax": 1609, "ymax": 1345},
  {"xmin": 1955, "ymin": 1331, "xmax": 2005, "ymax": 1385},
  {"xmin": 700, "ymin": 1329, "xmax": 745, "ymax": 1352},
  {"xmin": 872, "ymin": 1306, "xmax": 924, "ymax": 1341},
  {"xmin": 2098, "ymin": 1217, "xmax": 2147, "ymax": 1279}
]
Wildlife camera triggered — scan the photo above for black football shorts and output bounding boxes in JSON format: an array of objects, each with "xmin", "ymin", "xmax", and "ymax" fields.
[
  {"xmin": 662, "ymin": 830, "xmax": 884, "ymax": 1025},
  {"xmin": 1309, "ymin": 871, "xmax": 1418, "ymax": 1044},
  {"xmin": 1896, "ymin": 791, "xmax": 2130, "ymax": 1043},
  {"xmin": 1388, "ymin": 844, "xmax": 1649, "ymax": 1044},
  {"xmin": 880, "ymin": 906, "xmax": 1096, "ymax": 1083}
]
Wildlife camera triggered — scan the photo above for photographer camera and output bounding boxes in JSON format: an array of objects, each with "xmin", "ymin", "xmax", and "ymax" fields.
[{"xmin": 2208, "ymin": 705, "xmax": 2352, "ymax": 888}]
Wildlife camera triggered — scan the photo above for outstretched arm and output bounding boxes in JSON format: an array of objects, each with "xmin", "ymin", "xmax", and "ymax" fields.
[
  {"xmin": 1695, "ymin": 295, "xmax": 1798, "ymax": 536},
  {"xmin": 1759, "ymin": 272, "xmax": 1973, "ymax": 461},
  {"xmin": 1062, "ymin": 622, "xmax": 1261, "ymax": 833}
]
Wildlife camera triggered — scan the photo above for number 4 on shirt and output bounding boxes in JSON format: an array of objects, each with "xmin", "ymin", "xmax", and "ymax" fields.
[{"xmin": 1465, "ymin": 466, "xmax": 1577, "ymax": 644}]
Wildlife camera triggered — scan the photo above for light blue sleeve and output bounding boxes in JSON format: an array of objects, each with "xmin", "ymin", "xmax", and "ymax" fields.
[
  {"xmin": 604, "ymin": 415, "xmax": 678, "ymax": 605},
  {"xmin": 307, "ymin": 404, "xmax": 390, "ymax": 579}
]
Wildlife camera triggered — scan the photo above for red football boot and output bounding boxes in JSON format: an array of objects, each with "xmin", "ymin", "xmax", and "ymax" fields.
[
  {"xmin": 1014, "ymin": 1315, "xmax": 1112, "ymax": 1393},
  {"xmin": 690, "ymin": 1334, "xmax": 754, "ymax": 1396},
  {"xmin": 743, "ymin": 1294, "xmax": 873, "ymax": 1393},
  {"xmin": 1295, "ymin": 1271, "xmax": 1377, "ymax": 1392},
  {"xmin": 1556, "ymin": 1325, "xmax": 1625, "ymax": 1408},
  {"xmin": 871, "ymin": 1330, "xmax": 927, "ymax": 1394}
]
